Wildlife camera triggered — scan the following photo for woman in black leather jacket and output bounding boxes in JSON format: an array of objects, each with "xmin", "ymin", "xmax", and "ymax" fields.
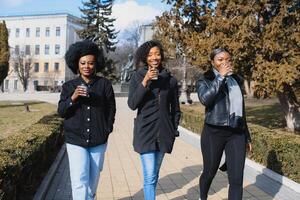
[{"xmin": 197, "ymin": 48, "xmax": 252, "ymax": 200}]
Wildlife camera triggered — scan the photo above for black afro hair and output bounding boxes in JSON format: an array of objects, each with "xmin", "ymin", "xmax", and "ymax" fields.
[
  {"xmin": 65, "ymin": 40, "xmax": 105, "ymax": 74},
  {"xmin": 134, "ymin": 40, "xmax": 165, "ymax": 69}
]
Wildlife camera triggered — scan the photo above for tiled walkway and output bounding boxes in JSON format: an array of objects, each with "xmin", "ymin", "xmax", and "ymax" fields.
[{"xmin": 41, "ymin": 97, "xmax": 275, "ymax": 200}]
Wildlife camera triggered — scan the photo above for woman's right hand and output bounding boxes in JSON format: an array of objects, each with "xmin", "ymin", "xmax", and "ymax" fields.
[
  {"xmin": 71, "ymin": 86, "xmax": 87, "ymax": 102},
  {"xmin": 142, "ymin": 67, "xmax": 158, "ymax": 87},
  {"xmin": 219, "ymin": 62, "xmax": 233, "ymax": 77}
]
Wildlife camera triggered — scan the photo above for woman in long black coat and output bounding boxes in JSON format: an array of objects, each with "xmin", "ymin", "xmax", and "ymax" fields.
[{"xmin": 128, "ymin": 40, "xmax": 181, "ymax": 200}]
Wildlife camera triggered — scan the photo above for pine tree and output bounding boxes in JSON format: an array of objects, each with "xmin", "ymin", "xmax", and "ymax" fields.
[
  {"xmin": 0, "ymin": 20, "xmax": 9, "ymax": 87},
  {"xmin": 77, "ymin": 0, "xmax": 118, "ymax": 81},
  {"xmin": 78, "ymin": 0, "xmax": 118, "ymax": 52}
]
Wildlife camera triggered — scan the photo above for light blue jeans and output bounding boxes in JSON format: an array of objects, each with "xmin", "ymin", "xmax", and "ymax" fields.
[
  {"xmin": 140, "ymin": 151, "xmax": 165, "ymax": 200},
  {"xmin": 66, "ymin": 143, "xmax": 107, "ymax": 200}
]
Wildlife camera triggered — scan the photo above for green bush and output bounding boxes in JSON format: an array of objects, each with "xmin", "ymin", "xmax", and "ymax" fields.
[
  {"xmin": 180, "ymin": 110, "xmax": 300, "ymax": 183},
  {"xmin": 0, "ymin": 114, "xmax": 63, "ymax": 200}
]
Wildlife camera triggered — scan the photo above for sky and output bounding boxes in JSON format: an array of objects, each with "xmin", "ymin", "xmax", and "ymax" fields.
[{"xmin": 0, "ymin": 0, "xmax": 171, "ymax": 33}]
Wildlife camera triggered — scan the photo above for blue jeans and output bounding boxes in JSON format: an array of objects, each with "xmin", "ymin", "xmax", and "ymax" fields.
[
  {"xmin": 140, "ymin": 151, "xmax": 165, "ymax": 200},
  {"xmin": 66, "ymin": 143, "xmax": 107, "ymax": 200}
]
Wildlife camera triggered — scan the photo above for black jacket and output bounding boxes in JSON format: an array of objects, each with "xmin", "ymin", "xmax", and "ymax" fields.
[
  {"xmin": 58, "ymin": 76, "xmax": 116, "ymax": 147},
  {"xmin": 128, "ymin": 67, "xmax": 181, "ymax": 154},
  {"xmin": 196, "ymin": 70, "xmax": 251, "ymax": 143}
]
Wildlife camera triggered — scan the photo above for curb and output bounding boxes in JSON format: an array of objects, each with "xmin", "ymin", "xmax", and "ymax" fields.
[
  {"xmin": 33, "ymin": 144, "xmax": 66, "ymax": 200},
  {"xmin": 178, "ymin": 126, "xmax": 300, "ymax": 200}
]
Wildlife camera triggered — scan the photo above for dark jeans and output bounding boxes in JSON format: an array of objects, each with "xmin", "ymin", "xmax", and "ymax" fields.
[{"xmin": 199, "ymin": 124, "xmax": 246, "ymax": 200}]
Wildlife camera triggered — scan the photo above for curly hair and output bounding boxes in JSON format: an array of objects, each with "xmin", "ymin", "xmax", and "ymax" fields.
[
  {"xmin": 134, "ymin": 40, "xmax": 165, "ymax": 68},
  {"xmin": 65, "ymin": 40, "xmax": 105, "ymax": 74}
]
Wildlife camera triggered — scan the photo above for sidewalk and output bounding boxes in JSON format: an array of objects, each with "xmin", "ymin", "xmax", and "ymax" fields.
[{"xmin": 37, "ymin": 97, "xmax": 275, "ymax": 200}]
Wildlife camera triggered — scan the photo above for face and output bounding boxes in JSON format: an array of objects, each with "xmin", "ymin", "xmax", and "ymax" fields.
[
  {"xmin": 211, "ymin": 51, "xmax": 231, "ymax": 72},
  {"xmin": 78, "ymin": 55, "xmax": 96, "ymax": 77},
  {"xmin": 147, "ymin": 46, "xmax": 162, "ymax": 69}
]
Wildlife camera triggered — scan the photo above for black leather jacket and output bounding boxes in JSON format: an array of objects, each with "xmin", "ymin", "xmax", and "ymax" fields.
[{"xmin": 196, "ymin": 70, "xmax": 251, "ymax": 143}]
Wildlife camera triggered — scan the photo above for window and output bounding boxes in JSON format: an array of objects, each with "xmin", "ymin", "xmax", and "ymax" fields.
[
  {"xmin": 15, "ymin": 45, "xmax": 20, "ymax": 55},
  {"xmin": 34, "ymin": 63, "xmax": 39, "ymax": 72},
  {"xmin": 26, "ymin": 28, "xmax": 30, "ymax": 37},
  {"xmin": 35, "ymin": 45, "xmax": 40, "ymax": 55},
  {"xmin": 45, "ymin": 27, "xmax": 50, "ymax": 37},
  {"xmin": 15, "ymin": 28, "xmax": 20, "ymax": 37},
  {"xmin": 36, "ymin": 27, "xmax": 40, "ymax": 37},
  {"xmin": 54, "ymin": 62, "xmax": 59, "ymax": 71},
  {"xmin": 56, "ymin": 27, "xmax": 60, "ymax": 36},
  {"xmin": 44, "ymin": 62, "xmax": 49, "ymax": 72},
  {"xmin": 45, "ymin": 45, "xmax": 50, "ymax": 55},
  {"xmin": 5, "ymin": 80, "xmax": 9, "ymax": 90},
  {"xmin": 55, "ymin": 44, "xmax": 60, "ymax": 55},
  {"xmin": 14, "ymin": 80, "xmax": 18, "ymax": 90},
  {"xmin": 54, "ymin": 81, "xmax": 58, "ymax": 86},
  {"xmin": 33, "ymin": 80, "xmax": 38, "ymax": 90},
  {"xmin": 44, "ymin": 80, "xmax": 48, "ymax": 86},
  {"xmin": 25, "ymin": 45, "xmax": 30, "ymax": 55}
]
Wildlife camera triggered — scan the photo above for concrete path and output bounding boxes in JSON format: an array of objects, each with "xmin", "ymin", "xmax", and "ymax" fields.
[{"xmin": 34, "ymin": 97, "xmax": 275, "ymax": 200}]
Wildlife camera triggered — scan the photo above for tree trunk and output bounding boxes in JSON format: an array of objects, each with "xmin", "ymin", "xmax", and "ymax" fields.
[
  {"xmin": 244, "ymin": 79, "xmax": 255, "ymax": 98},
  {"xmin": 277, "ymin": 84, "xmax": 300, "ymax": 132}
]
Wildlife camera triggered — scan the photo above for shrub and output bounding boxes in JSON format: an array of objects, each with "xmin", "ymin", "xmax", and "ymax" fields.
[
  {"xmin": 180, "ymin": 109, "xmax": 300, "ymax": 183},
  {"xmin": 0, "ymin": 114, "xmax": 63, "ymax": 200}
]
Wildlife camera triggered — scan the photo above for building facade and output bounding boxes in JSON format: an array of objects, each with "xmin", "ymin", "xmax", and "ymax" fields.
[
  {"xmin": 0, "ymin": 13, "xmax": 83, "ymax": 92},
  {"xmin": 138, "ymin": 24, "xmax": 154, "ymax": 46}
]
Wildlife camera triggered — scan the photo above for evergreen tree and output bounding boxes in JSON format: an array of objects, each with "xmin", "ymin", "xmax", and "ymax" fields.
[
  {"xmin": 0, "ymin": 21, "xmax": 9, "ymax": 87},
  {"xmin": 78, "ymin": 0, "xmax": 118, "ymax": 81},
  {"xmin": 78, "ymin": 0, "xmax": 118, "ymax": 52}
]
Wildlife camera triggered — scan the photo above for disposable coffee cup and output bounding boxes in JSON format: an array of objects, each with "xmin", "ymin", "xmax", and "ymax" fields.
[
  {"xmin": 79, "ymin": 84, "xmax": 89, "ymax": 97},
  {"xmin": 151, "ymin": 68, "xmax": 158, "ymax": 80}
]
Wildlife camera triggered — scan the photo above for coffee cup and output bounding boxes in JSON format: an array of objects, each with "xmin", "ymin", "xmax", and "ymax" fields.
[
  {"xmin": 79, "ymin": 84, "xmax": 89, "ymax": 97},
  {"xmin": 151, "ymin": 68, "xmax": 159, "ymax": 80}
]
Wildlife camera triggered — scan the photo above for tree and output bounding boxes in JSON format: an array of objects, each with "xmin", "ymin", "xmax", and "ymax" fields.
[
  {"xmin": 155, "ymin": 0, "xmax": 300, "ymax": 132},
  {"xmin": 77, "ymin": 0, "xmax": 118, "ymax": 52},
  {"xmin": 0, "ymin": 21, "xmax": 9, "ymax": 88},
  {"xmin": 12, "ymin": 51, "xmax": 34, "ymax": 91},
  {"xmin": 122, "ymin": 21, "xmax": 141, "ymax": 48},
  {"xmin": 77, "ymin": 0, "xmax": 119, "ymax": 81}
]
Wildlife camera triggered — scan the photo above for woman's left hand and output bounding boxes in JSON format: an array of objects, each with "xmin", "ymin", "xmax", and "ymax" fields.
[{"xmin": 246, "ymin": 143, "xmax": 252, "ymax": 153}]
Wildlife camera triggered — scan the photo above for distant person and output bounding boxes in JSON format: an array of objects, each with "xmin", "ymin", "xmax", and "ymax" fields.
[
  {"xmin": 196, "ymin": 47, "xmax": 252, "ymax": 200},
  {"xmin": 58, "ymin": 40, "xmax": 116, "ymax": 200},
  {"xmin": 127, "ymin": 40, "xmax": 181, "ymax": 200}
]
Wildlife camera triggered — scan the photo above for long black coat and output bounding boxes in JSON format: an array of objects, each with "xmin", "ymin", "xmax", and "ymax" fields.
[
  {"xmin": 58, "ymin": 76, "xmax": 116, "ymax": 147},
  {"xmin": 128, "ymin": 67, "xmax": 181, "ymax": 154}
]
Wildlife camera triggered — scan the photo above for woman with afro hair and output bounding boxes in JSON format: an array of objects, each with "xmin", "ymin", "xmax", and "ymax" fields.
[
  {"xmin": 128, "ymin": 40, "xmax": 181, "ymax": 200},
  {"xmin": 58, "ymin": 40, "xmax": 116, "ymax": 200}
]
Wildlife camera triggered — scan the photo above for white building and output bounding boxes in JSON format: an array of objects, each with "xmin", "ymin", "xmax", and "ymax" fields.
[
  {"xmin": 138, "ymin": 24, "xmax": 154, "ymax": 46},
  {"xmin": 0, "ymin": 13, "xmax": 83, "ymax": 92}
]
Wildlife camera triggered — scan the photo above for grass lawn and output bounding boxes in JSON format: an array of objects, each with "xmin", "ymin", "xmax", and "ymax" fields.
[
  {"xmin": 0, "ymin": 101, "xmax": 57, "ymax": 140},
  {"xmin": 181, "ymin": 98, "xmax": 287, "ymax": 132}
]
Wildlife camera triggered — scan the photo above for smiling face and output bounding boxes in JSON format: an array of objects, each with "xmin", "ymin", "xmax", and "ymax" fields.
[
  {"xmin": 211, "ymin": 51, "xmax": 231, "ymax": 72},
  {"xmin": 147, "ymin": 46, "xmax": 162, "ymax": 69},
  {"xmin": 78, "ymin": 55, "xmax": 96, "ymax": 78}
]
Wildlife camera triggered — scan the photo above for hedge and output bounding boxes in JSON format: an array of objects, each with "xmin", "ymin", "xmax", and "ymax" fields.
[
  {"xmin": 0, "ymin": 114, "xmax": 63, "ymax": 200},
  {"xmin": 180, "ymin": 108, "xmax": 300, "ymax": 183}
]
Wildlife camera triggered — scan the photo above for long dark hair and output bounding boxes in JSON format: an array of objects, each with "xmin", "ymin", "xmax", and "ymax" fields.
[{"xmin": 134, "ymin": 40, "xmax": 165, "ymax": 69}]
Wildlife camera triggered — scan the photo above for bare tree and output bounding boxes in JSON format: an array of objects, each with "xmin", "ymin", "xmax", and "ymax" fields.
[
  {"xmin": 122, "ymin": 21, "xmax": 142, "ymax": 48},
  {"xmin": 12, "ymin": 51, "xmax": 34, "ymax": 91}
]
